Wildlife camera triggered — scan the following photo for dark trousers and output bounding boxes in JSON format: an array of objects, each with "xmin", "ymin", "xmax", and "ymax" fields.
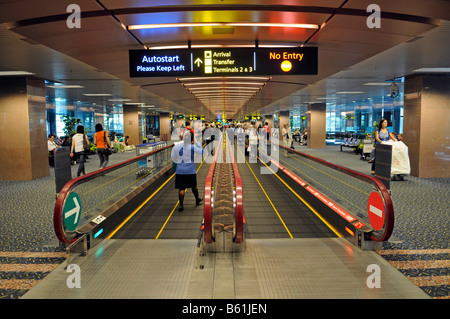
[
  {"xmin": 76, "ymin": 152, "xmax": 86, "ymax": 176},
  {"xmin": 97, "ymin": 148, "xmax": 109, "ymax": 168}
]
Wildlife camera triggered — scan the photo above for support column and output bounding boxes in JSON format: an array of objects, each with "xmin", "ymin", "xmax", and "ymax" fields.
[
  {"xmin": 263, "ymin": 115, "xmax": 273, "ymax": 131},
  {"xmin": 123, "ymin": 104, "xmax": 142, "ymax": 145},
  {"xmin": 159, "ymin": 112, "xmax": 171, "ymax": 141},
  {"xmin": 404, "ymin": 74, "xmax": 450, "ymax": 178},
  {"xmin": 307, "ymin": 103, "xmax": 326, "ymax": 149},
  {"xmin": 0, "ymin": 77, "xmax": 48, "ymax": 180},
  {"xmin": 279, "ymin": 110, "xmax": 290, "ymax": 142}
]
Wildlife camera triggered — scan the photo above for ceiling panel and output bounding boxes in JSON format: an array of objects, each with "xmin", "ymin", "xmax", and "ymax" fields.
[
  {"xmin": 345, "ymin": 0, "xmax": 450, "ymax": 21},
  {"xmin": 0, "ymin": 1, "xmax": 447, "ymax": 120},
  {"xmin": 0, "ymin": 0, "xmax": 100, "ymax": 24}
]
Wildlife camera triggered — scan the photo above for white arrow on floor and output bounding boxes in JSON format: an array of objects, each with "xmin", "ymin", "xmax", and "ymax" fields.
[{"xmin": 65, "ymin": 196, "xmax": 80, "ymax": 224}]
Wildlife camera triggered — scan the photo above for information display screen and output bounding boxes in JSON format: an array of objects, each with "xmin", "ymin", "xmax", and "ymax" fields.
[{"xmin": 129, "ymin": 47, "xmax": 317, "ymax": 77}]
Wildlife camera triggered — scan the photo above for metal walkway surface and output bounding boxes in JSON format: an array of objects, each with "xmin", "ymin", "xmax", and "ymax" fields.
[
  {"xmin": 22, "ymin": 237, "xmax": 429, "ymax": 299},
  {"xmin": 110, "ymin": 156, "xmax": 210, "ymax": 240},
  {"xmin": 237, "ymin": 156, "xmax": 337, "ymax": 239}
]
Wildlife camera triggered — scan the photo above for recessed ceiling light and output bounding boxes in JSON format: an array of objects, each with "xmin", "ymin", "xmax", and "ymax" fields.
[
  {"xmin": 83, "ymin": 93, "xmax": 112, "ymax": 96},
  {"xmin": 336, "ymin": 91, "xmax": 364, "ymax": 94},
  {"xmin": 48, "ymin": 85, "xmax": 84, "ymax": 89},
  {"xmin": 108, "ymin": 98, "xmax": 132, "ymax": 102},
  {"xmin": 364, "ymin": 82, "xmax": 403, "ymax": 86}
]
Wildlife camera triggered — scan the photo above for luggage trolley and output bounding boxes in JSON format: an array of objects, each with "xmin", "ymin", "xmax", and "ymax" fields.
[{"xmin": 382, "ymin": 140, "xmax": 411, "ymax": 181}]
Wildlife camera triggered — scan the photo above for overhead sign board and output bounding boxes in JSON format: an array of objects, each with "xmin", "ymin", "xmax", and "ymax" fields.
[{"xmin": 129, "ymin": 47, "xmax": 317, "ymax": 77}]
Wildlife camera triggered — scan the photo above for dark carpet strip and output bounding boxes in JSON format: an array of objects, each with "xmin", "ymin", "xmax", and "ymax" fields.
[
  {"xmin": 0, "ymin": 251, "xmax": 67, "ymax": 299},
  {"xmin": 377, "ymin": 249, "xmax": 450, "ymax": 299}
]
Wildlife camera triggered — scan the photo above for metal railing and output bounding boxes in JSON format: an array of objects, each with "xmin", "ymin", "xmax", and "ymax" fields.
[
  {"xmin": 54, "ymin": 142, "xmax": 173, "ymax": 243},
  {"xmin": 277, "ymin": 143, "xmax": 394, "ymax": 242}
]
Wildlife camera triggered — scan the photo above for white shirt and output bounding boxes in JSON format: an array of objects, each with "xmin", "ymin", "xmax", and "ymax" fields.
[
  {"xmin": 249, "ymin": 129, "xmax": 258, "ymax": 145},
  {"xmin": 72, "ymin": 133, "xmax": 85, "ymax": 153},
  {"xmin": 48, "ymin": 140, "xmax": 57, "ymax": 152}
]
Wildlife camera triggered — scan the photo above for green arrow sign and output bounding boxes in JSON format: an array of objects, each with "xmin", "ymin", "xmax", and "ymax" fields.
[{"xmin": 63, "ymin": 192, "xmax": 81, "ymax": 231}]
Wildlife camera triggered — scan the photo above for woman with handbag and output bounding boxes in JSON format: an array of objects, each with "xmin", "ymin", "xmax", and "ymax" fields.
[
  {"xmin": 70, "ymin": 125, "xmax": 90, "ymax": 177},
  {"xmin": 94, "ymin": 123, "xmax": 111, "ymax": 169}
]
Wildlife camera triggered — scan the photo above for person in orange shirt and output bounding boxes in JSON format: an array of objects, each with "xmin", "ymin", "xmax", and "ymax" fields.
[{"xmin": 93, "ymin": 123, "xmax": 111, "ymax": 169}]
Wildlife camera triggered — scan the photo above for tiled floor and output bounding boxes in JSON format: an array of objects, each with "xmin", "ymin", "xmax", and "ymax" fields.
[{"xmin": 22, "ymin": 238, "xmax": 429, "ymax": 299}]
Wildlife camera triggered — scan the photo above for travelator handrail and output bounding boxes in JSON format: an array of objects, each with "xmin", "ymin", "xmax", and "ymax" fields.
[
  {"xmin": 203, "ymin": 136, "xmax": 222, "ymax": 243},
  {"xmin": 54, "ymin": 143, "xmax": 174, "ymax": 244},
  {"xmin": 277, "ymin": 143, "xmax": 394, "ymax": 242},
  {"xmin": 203, "ymin": 135, "xmax": 244, "ymax": 244},
  {"xmin": 226, "ymin": 135, "xmax": 244, "ymax": 244}
]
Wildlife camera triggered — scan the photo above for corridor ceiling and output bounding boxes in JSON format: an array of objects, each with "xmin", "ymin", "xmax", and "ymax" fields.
[{"xmin": 0, "ymin": 0, "xmax": 449, "ymax": 119}]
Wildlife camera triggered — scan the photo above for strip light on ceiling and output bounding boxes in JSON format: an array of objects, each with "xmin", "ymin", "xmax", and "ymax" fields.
[
  {"xmin": 188, "ymin": 87, "xmax": 260, "ymax": 91},
  {"xmin": 128, "ymin": 22, "xmax": 319, "ymax": 30},
  {"xmin": 48, "ymin": 85, "xmax": 84, "ymax": 89},
  {"xmin": 178, "ymin": 76, "xmax": 270, "ymax": 81},
  {"xmin": 184, "ymin": 82, "xmax": 265, "ymax": 86},
  {"xmin": 148, "ymin": 44, "xmax": 299, "ymax": 50},
  {"xmin": 413, "ymin": 67, "xmax": 450, "ymax": 73},
  {"xmin": 0, "ymin": 71, "xmax": 35, "ymax": 76}
]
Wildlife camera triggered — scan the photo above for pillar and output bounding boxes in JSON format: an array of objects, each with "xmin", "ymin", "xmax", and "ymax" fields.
[
  {"xmin": 403, "ymin": 74, "xmax": 450, "ymax": 178},
  {"xmin": 0, "ymin": 77, "xmax": 48, "ymax": 181},
  {"xmin": 176, "ymin": 116, "xmax": 185, "ymax": 128},
  {"xmin": 264, "ymin": 115, "xmax": 273, "ymax": 131},
  {"xmin": 123, "ymin": 104, "xmax": 142, "ymax": 145},
  {"xmin": 279, "ymin": 110, "xmax": 290, "ymax": 142},
  {"xmin": 307, "ymin": 103, "xmax": 326, "ymax": 149},
  {"xmin": 159, "ymin": 112, "xmax": 171, "ymax": 141}
]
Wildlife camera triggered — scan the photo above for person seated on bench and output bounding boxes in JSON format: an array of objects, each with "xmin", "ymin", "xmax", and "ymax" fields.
[{"xmin": 47, "ymin": 134, "xmax": 61, "ymax": 167}]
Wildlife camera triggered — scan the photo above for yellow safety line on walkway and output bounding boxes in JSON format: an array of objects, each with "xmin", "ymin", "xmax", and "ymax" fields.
[
  {"xmin": 106, "ymin": 172, "xmax": 176, "ymax": 239},
  {"xmin": 155, "ymin": 157, "xmax": 206, "ymax": 239},
  {"xmin": 260, "ymin": 158, "xmax": 343, "ymax": 238},
  {"xmin": 237, "ymin": 146, "xmax": 293, "ymax": 238}
]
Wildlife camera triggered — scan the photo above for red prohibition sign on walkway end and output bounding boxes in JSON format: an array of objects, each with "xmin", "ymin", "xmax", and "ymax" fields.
[{"xmin": 367, "ymin": 192, "xmax": 386, "ymax": 231}]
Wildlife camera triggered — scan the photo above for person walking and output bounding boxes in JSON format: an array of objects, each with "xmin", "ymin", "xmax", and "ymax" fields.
[
  {"xmin": 70, "ymin": 125, "xmax": 90, "ymax": 177},
  {"xmin": 171, "ymin": 131, "xmax": 204, "ymax": 212},
  {"xmin": 282, "ymin": 124, "xmax": 292, "ymax": 156},
  {"xmin": 94, "ymin": 123, "xmax": 111, "ymax": 169},
  {"xmin": 248, "ymin": 125, "xmax": 258, "ymax": 160}
]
